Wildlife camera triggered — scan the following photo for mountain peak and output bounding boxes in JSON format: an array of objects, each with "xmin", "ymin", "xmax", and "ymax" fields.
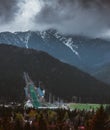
[{"xmin": 0, "ymin": 30, "xmax": 110, "ymax": 85}]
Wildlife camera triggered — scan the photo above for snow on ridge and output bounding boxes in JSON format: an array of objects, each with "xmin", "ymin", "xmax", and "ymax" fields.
[
  {"xmin": 24, "ymin": 32, "xmax": 31, "ymax": 49},
  {"xmin": 15, "ymin": 31, "xmax": 32, "ymax": 48},
  {"xmin": 40, "ymin": 31, "xmax": 47, "ymax": 39},
  {"xmin": 64, "ymin": 38, "xmax": 79, "ymax": 56},
  {"xmin": 54, "ymin": 32, "xmax": 61, "ymax": 39},
  {"xmin": 0, "ymin": 32, "xmax": 21, "ymax": 45},
  {"xmin": 37, "ymin": 30, "xmax": 79, "ymax": 56},
  {"xmin": 0, "ymin": 30, "xmax": 79, "ymax": 56},
  {"xmin": 54, "ymin": 32, "xmax": 79, "ymax": 56}
]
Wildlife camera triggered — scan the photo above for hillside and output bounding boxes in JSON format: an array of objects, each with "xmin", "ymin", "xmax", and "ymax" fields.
[
  {"xmin": 1, "ymin": 30, "xmax": 110, "ymax": 85},
  {"xmin": 0, "ymin": 44, "xmax": 110, "ymax": 103}
]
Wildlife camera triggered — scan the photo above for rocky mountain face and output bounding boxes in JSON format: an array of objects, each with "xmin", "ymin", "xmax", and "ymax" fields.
[
  {"xmin": 0, "ymin": 30, "xmax": 110, "ymax": 83},
  {"xmin": 0, "ymin": 44, "xmax": 110, "ymax": 103}
]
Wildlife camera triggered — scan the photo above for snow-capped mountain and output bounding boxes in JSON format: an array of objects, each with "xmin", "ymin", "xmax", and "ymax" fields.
[
  {"xmin": 0, "ymin": 30, "xmax": 79, "ymax": 55},
  {"xmin": 0, "ymin": 30, "xmax": 81, "ymax": 66},
  {"xmin": 1, "ymin": 30, "xmax": 110, "ymax": 83}
]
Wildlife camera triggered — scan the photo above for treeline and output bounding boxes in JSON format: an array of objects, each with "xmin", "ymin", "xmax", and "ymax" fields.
[{"xmin": 0, "ymin": 105, "xmax": 110, "ymax": 130}]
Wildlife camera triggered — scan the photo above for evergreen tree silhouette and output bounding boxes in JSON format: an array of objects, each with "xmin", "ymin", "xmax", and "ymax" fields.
[{"xmin": 90, "ymin": 105, "xmax": 108, "ymax": 130}]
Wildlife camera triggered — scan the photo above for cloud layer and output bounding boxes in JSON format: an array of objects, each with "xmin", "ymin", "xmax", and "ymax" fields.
[
  {"xmin": 36, "ymin": 0, "xmax": 110, "ymax": 38},
  {"xmin": 0, "ymin": 0, "xmax": 18, "ymax": 23},
  {"xmin": 0, "ymin": 0, "xmax": 110, "ymax": 38}
]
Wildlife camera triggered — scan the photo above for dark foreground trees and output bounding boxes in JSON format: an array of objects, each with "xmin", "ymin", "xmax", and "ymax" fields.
[{"xmin": 87, "ymin": 105, "xmax": 108, "ymax": 130}]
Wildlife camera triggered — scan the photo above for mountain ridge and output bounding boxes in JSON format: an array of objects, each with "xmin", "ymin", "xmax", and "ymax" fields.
[
  {"xmin": 0, "ymin": 44, "xmax": 110, "ymax": 103},
  {"xmin": 0, "ymin": 30, "xmax": 110, "ymax": 84}
]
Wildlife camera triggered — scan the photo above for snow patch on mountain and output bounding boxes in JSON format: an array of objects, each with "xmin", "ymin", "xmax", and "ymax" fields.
[
  {"xmin": 15, "ymin": 31, "xmax": 32, "ymax": 48},
  {"xmin": 0, "ymin": 32, "xmax": 21, "ymax": 46},
  {"xmin": 39, "ymin": 31, "xmax": 47, "ymax": 39},
  {"xmin": 64, "ymin": 38, "xmax": 79, "ymax": 56},
  {"xmin": 0, "ymin": 30, "xmax": 79, "ymax": 56},
  {"xmin": 24, "ymin": 32, "xmax": 31, "ymax": 49},
  {"xmin": 54, "ymin": 32, "xmax": 79, "ymax": 56}
]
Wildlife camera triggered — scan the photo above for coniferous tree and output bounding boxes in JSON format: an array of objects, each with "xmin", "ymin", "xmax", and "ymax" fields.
[{"xmin": 90, "ymin": 105, "xmax": 108, "ymax": 130}]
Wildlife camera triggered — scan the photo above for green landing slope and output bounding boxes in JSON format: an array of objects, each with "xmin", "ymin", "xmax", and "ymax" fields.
[{"xmin": 29, "ymin": 85, "xmax": 40, "ymax": 108}]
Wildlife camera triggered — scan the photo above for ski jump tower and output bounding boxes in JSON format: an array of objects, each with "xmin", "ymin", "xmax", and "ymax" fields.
[{"xmin": 24, "ymin": 72, "xmax": 45, "ymax": 108}]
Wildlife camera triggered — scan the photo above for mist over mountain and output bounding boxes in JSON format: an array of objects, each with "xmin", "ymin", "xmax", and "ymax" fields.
[
  {"xmin": 0, "ymin": 30, "xmax": 110, "ymax": 84},
  {"xmin": 1, "ymin": 0, "xmax": 110, "ymax": 38},
  {"xmin": 0, "ymin": 44, "xmax": 110, "ymax": 103}
]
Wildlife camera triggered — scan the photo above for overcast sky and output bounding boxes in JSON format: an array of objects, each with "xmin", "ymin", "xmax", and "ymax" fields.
[{"xmin": 0, "ymin": 0, "xmax": 110, "ymax": 38}]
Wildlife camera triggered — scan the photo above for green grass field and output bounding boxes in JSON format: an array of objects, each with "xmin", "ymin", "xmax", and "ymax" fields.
[{"xmin": 68, "ymin": 103, "xmax": 107, "ymax": 111}]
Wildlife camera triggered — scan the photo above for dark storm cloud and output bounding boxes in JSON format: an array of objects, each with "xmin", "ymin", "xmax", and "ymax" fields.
[
  {"xmin": 35, "ymin": 0, "xmax": 110, "ymax": 37},
  {"xmin": 1, "ymin": 0, "xmax": 110, "ymax": 38},
  {"xmin": 0, "ymin": 0, "xmax": 18, "ymax": 23}
]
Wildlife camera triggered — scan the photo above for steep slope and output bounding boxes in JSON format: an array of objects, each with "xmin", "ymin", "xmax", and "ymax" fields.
[
  {"xmin": 0, "ymin": 44, "xmax": 110, "ymax": 103},
  {"xmin": 92, "ymin": 63, "xmax": 110, "ymax": 84},
  {"xmin": 0, "ymin": 30, "xmax": 110, "ymax": 75},
  {"xmin": 0, "ymin": 30, "xmax": 80, "ymax": 67}
]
